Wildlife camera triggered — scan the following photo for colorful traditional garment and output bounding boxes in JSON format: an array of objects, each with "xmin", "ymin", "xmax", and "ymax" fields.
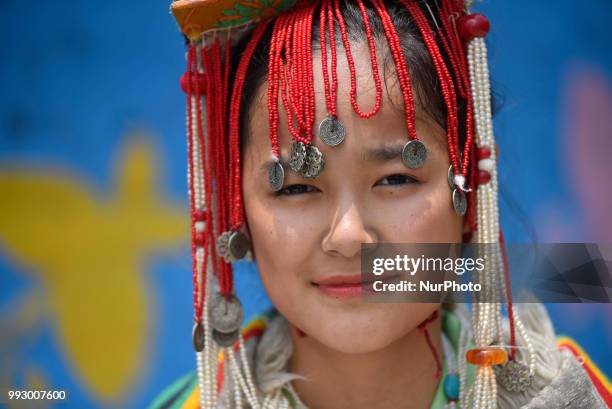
[{"xmin": 149, "ymin": 305, "xmax": 610, "ymax": 408}]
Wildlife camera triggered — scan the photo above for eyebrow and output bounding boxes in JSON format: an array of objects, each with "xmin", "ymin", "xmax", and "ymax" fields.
[{"xmin": 362, "ymin": 143, "xmax": 406, "ymax": 163}]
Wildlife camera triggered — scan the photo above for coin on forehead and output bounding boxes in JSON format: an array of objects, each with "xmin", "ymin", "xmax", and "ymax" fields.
[
  {"xmin": 301, "ymin": 145, "xmax": 325, "ymax": 178},
  {"xmin": 268, "ymin": 160, "xmax": 285, "ymax": 191},
  {"xmin": 448, "ymin": 165, "xmax": 455, "ymax": 189},
  {"xmin": 401, "ymin": 139, "xmax": 427, "ymax": 169},
  {"xmin": 319, "ymin": 116, "xmax": 346, "ymax": 147},
  {"xmin": 452, "ymin": 188, "xmax": 467, "ymax": 216},
  {"xmin": 289, "ymin": 141, "xmax": 307, "ymax": 172}
]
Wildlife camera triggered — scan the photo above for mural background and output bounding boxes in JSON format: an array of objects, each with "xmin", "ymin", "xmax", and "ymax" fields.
[{"xmin": 0, "ymin": 1, "xmax": 610, "ymax": 408}]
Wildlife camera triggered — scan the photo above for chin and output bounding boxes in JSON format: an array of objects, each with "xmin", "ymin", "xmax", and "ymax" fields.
[{"xmin": 302, "ymin": 304, "xmax": 431, "ymax": 354}]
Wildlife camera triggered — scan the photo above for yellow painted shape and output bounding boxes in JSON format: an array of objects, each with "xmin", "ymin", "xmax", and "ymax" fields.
[{"xmin": 0, "ymin": 136, "xmax": 188, "ymax": 403}]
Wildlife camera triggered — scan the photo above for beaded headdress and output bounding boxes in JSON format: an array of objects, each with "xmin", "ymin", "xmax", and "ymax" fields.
[{"xmin": 170, "ymin": 0, "xmax": 535, "ymax": 407}]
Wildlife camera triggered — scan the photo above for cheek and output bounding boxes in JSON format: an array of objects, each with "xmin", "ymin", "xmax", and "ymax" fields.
[
  {"xmin": 242, "ymin": 189, "xmax": 319, "ymax": 307},
  {"xmin": 374, "ymin": 182, "xmax": 462, "ymax": 242}
]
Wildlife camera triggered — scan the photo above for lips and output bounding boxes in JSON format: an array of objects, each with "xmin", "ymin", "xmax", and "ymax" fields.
[
  {"xmin": 312, "ymin": 273, "xmax": 398, "ymax": 286},
  {"xmin": 312, "ymin": 274, "xmax": 365, "ymax": 286},
  {"xmin": 312, "ymin": 274, "xmax": 398, "ymax": 299}
]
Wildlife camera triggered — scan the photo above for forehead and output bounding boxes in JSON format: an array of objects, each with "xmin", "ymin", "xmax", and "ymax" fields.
[{"xmin": 244, "ymin": 41, "xmax": 448, "ymax": 168}]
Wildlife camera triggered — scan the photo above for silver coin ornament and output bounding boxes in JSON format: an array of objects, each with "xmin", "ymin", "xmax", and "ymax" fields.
[
  {"xmin": 452, "ymin": 188, "xmax": 467, "ymax": 216},
  {"xmin": 401, "ymin": 140, "xmax": 427, "ymax": 169},
  {"xmin": 209, "ymin": 294, "xmax": 244, "ymax": 334},
  {"xmin": 448, "ymin": 165, "xmax": 455, "ymax": 189},
  {"xmin": 212, "ymin": 328, "xmax": 240, "ymax": 347},
  {"xmin": 495, "ymin": 360, "xmax": 533, "ymax": 393},
  {"xmin": 289, "ymin": 141, "xmax": 307, "ymax": 172},
  {"xmin": 319, "ymin": 116, "xmax": 345, "ymax": 146},
  {"xmin": 192, "ymin": 322, "xmax": 205, "ymax": 352},
  {"xmin": 301, "ymin": 145, "xmax": 325, "ymax": 179},
  {"xmin": 228, "ymin": 231, "xmax": 250, "ymax": 260},
  {"xmin": 216, "ymin": 231, "xmax": 232, "ymax": 262},
  {"xmin": 268, "ymin": 160, "xmax": 285, "ymax": 191}
]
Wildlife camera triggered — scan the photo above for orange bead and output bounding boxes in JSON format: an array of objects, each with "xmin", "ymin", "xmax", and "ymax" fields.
[{"xmin": 465, "ymin": 348, "xmax": 508, "ymax": 366}]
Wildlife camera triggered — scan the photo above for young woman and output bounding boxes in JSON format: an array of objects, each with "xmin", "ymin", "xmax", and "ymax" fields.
[{"xmin": 150, "ymin": 1, "xmax": 610, "ymax": 408}]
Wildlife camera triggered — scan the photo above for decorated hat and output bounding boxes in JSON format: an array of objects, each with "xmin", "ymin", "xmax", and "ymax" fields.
[{"xmin": 169, "ymin": 1, "xmax": 536, "ymax": 407}]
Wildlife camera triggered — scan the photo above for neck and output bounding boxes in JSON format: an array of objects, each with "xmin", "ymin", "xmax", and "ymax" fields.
[{"xmin": 287, "ymin": 316, "xmax": 442, "ymax": 409}]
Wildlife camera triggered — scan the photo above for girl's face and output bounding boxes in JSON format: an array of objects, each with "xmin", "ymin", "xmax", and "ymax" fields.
[{"xmin": 242, "ymin": 42, "xmax": 464, "ymax": 354}]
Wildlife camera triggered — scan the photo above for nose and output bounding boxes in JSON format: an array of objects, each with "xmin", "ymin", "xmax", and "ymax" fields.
[{"xmin": 321, "ymin": 202, "xmax": 378, "ymax": 258}]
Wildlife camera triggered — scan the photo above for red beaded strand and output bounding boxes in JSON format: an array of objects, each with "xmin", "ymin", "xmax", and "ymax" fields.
[
  {"xmin": 403, "ymin": 1, "xmax": 461, "ymax": 178},
  {"xmin": 334, "ymin": 0, "xmax": 383, "ymax": 119},
  {"xmin": 268, "ymin": 15, "xmax": 290, "ymax": 156},
  {"xmin": 319, "ymin": 0, "xmax": 339, "ymax": 118},
  {"xmin": 228, "ymin": 22, "xmax": 270, "ymax": 231},
  {"xmin": 280, "ymin": 11, "xmax": 307, "ymax": 141},
  {"xmin": 272, "ymin": 4, "xmax": 318, "ymax": 145},
  {"xmin": 438, "ymin": 0, "xmax": 475, "ymax": 178},
  {"xmin": 303, "ymin": 4, "xmax": 316, "ymax": 143},
  {"xmin": 201, "ymin": 43, "xmax": 225, "ymax": 295},
  {"xmin": 370, "ymin": 0, "xmax": 418, "ymax": 140}
]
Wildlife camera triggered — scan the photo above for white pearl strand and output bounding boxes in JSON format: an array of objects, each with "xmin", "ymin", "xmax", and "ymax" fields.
[
  {"xmin": 190, "ymin": 39, "xmax": 220, "ymax": 409},
  {"xmin": 240, "ymin": 335, "xmax": 262, "ymax": 406},
  {"xmin": 227, "ymin": 347, "xmax": 259, "ymax": 408},
  {"xmin": 467, "ymin": 35, "xmax": 503, "ymax": 409},
  {"xmin": 456, "ymin": 311, "xmax": 471, "ymax": 407}
]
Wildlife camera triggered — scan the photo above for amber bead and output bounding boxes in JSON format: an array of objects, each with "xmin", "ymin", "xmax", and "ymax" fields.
[{"xmin": 466, "ymin": 347, "xmax": 508, "ymax": 366}]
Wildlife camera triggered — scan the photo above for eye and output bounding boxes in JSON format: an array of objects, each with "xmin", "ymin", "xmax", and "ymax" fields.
[
  {"xmin": 275, "ymin": 184, "xmax": 319, "ymax": 196},
  {"xmin": 375, "ymin": 174, "xmax": 418, "ymax": 187}
]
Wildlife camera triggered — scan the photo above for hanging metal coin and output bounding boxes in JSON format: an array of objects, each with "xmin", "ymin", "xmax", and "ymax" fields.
[
  {"xmin": 212, "ymin": 328, "xmax": 240, "ymax": 347},
  {"xmin": 319, "ymin": 116, "xmax": 345, "ymax": 147},
  {"xmin": 495, "ymin": 360, "xmax": 533, "ymax": 392},
  {"xmin": 452, "ymin": 188, "xmax": 467, "ymax": 216},
  {"xmin": 192, "ymin": 322, "xmax": 205, "ymax": 352},
  {"xmin": 209, "ymin": 294, "xmax": 244, "ymax": 334},
  {"xmin": 289, "ymin": 141, "xmax": 307, "ymax": 172},
  {"xmin": 401, "ymin": 140, "xmax": 427, "ymax": 169},
  {"xmin": 228, "ymin": 231, "xmax": 250, "ymax": 260},
  {"xmin": 216, "ymin": 231, "xmax": 232, "ymax": 262},
  {"xmin": 448, "ymin": 165, "xmax": 455, "ymax": 189},
  {"xmin": 301, "ymin": 145, "xmax": 325, "ymax": 178},
  {"xmin": 268, "ymin": 160, "xmax": 284, "ymax": 191}
]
